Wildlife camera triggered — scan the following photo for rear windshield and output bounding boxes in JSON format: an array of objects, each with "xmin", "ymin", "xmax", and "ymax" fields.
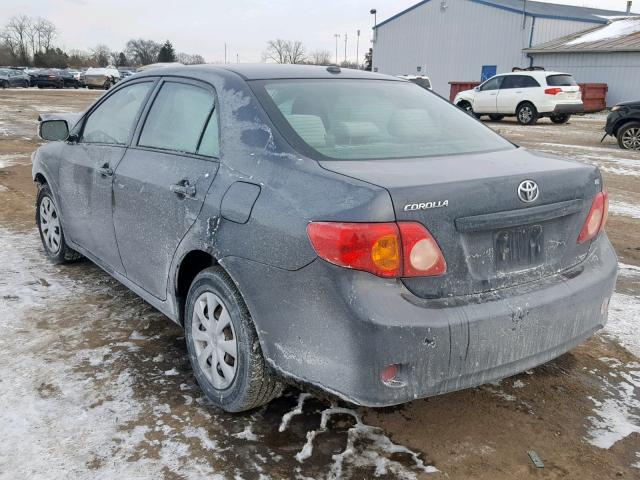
[
  {"xmin": 254, "ymin": 79, "xmax": 513, "ymax": 160},
  {"xmin": 546, "ymin": 74, "xmax": 577, "ymax": 87}
]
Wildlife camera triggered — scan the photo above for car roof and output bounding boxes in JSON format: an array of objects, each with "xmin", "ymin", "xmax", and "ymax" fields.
[
  {"xmin": 493, "ymin": 70, "xmax": 571, "ymax": 78},
  {"xmin": 133, "ymin": 63, "xmax": 401, "ymax": 81}
]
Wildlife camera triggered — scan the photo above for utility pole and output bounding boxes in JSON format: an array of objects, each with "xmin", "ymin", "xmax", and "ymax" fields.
[
  {"xmin": 224, "ymin": 43, "xmax": 227, "ymax": 64},
  {"xmin": 356, "ymin": 30, "xmax": 361, "ymax": 69},
  {"xmin": 334, "ymin": 34, "xmax": 340, "ymax": 64},
  {"xmin": 236, "ymin": 53, "xmax": 239, "ymax": 63},
  {"xmin": 344, "ymin": 33, "xmax": 348, "ymax": 64}
]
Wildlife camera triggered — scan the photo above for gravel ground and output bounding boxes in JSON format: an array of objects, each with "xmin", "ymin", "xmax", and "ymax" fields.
[{"xmin": 0, "ymin": 89, "xmax": 638, "ymax": 479}]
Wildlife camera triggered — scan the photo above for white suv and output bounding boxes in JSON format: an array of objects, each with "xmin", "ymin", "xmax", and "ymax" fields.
[{"xmin": 453, "ymin": 71, "xmax": 583, "ymax": 125}]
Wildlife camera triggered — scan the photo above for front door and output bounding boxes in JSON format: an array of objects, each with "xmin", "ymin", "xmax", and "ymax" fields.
[
  {"xmin": 113, "ymin": 79, "xmax": 220, "ymax": 299},
  {"xmin": 473, "ymin": 76, "xmax": 502, "ymax": 113},
  {"xmin": 58, "ymin": 80, "xmax": 154, "ymax": 273},
  {"xmin": 496, "ymin": 75, "xmax": 540, "ymax": 114}
]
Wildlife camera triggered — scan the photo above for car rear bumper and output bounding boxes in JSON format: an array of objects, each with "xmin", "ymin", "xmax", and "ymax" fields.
[
  {"xmin": 222, "ymin": 233, "xmax": 617, "ymax": 407},
  {"xmin": 551, "ymin": 103, "xmax": 584, "ymax": 114}
]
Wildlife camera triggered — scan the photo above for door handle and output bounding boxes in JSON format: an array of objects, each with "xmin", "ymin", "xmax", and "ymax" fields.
[
  {"xmin": 170, "ymin": 182, "xmax": 196, "ymax": 198},
  {"xmin": 98, "ymin": 164, "xmax": 113, "ymax": 177}
]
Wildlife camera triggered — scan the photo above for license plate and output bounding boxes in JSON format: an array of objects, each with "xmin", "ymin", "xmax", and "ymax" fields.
[{"xmin": 495, "ymin": 225, "xmax": 544, "ymax": 272}]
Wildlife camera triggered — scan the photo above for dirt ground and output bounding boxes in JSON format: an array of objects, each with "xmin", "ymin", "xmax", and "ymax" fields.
[{"xmin": 0, "ymin": 89, "xmax": 639, "ymax": 480}]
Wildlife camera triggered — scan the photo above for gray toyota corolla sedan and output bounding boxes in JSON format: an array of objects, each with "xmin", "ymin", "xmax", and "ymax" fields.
[{"xmin": 33, "ymin": 65, "xmax": 617, "ymax": 412}]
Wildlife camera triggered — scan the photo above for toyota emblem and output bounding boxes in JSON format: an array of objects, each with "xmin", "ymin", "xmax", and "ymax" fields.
[{"xmin": 518, "ymin": 180, "xmax": 539, "ymax": 203}]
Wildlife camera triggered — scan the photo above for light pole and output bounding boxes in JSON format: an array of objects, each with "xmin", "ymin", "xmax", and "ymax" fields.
[
  {"xmin": 370, "ymin": 8, "xmax": 377, "ymax": 70},
  {"xmin": 356, "ymin": 29, "xmax": 361, "ymax": 69},
  {"xmin": 344, "ymin": 33, "xmax": 348, "ymax": 64},
  {"xmin": 334, "ymin": 33, "xmax": 340, "ymax": 65}
]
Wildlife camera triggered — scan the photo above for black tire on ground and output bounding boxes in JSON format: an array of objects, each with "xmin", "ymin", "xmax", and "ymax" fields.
[
  {"xmin": 1, "ymin": 80, "xmax": 7, "ymax": 89},
  {"xmin": 73, "ymin": 82, "xmax": 79, "ymax": 89},
  {"xmin": 516, "ymin": 102, "xmax": 538, "ymax": 125},
  {"xmin": 550, "ymin": 113, "xmax": 571, "ymax": 124},
  {"xmin": 458, "ymin": 101, "xmax": 481, "ymax": 119},
  {"xmin": 104, "ymin": 80, "xmax": 110, "ymax": 90},
  {"xmin": 617, "ymin": 121, "xmax": 640, "ymax": 150},
  {"xmin": 37, "ymin": 84, "xmax": 43, "ymax": 89},
  {"xmin": 36, "ymin": 184, "xmax": 83, "ymax": 264},
  {"xmin": 489, "ymin": 115, "xmax": 504, "ymax": 121},
  {"xmin": 24, "ymin": 80, "xmax": 30, "ymax": 88},
  {"xmin": 185, "ymin": 267, "xmax": 283, "ymax": 412}
]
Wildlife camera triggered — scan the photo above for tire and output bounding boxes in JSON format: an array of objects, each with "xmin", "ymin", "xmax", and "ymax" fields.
[
  {"xmin": 550, "ymin": 113, "xmax": 571, "ymax": 124},
  {"xmin": 73, "ymin": 82, "xmax": 79, "ymax": 89},
  {"xmin": 458, "ymin": 101, "xmax": 481, "ymax": 119},
  {"xmin": 36, "ymin": 184, "xmax": 82, "ymax": 264},
  {"xmin": 1, "ymin": 81, "xmax": 7, "ymax": 89},
  {"xmin": 489, "ymin": 115, "xmax": 504, "ymax": 121},
  {"xmin": 185, "ymin": 267, "xmax": 283, "ymax": 412},
  {"xmin": 37, "ymin": 84, "xmax": 43, "ymax": 89},
  {"xmin": 103, "ymin": 80, "xmax": 110, "ymax": 90},
  {"xmin": 24, "ymin": 80, "xmax": 30, "ymax": 88},
  {"xmin": 617, "ymin": 122, "xmax": 640, "ymax": 150},
  {"xmin": 516, "ymin": 102, "xmax": 538, "ymax": 125}
]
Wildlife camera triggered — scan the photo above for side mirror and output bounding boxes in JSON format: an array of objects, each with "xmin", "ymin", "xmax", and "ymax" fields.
[
  {"xmin": 39, "ymin": 119, "xmax": 69, "ymax": 141},
  {"xmin": 474, "ymin": 86, "xmax": 480, "ymax": 92}
]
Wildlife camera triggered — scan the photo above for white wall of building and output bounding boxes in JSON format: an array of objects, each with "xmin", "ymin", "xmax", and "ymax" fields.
[
  {"xmin": 372, "ymin": 0, "xmax": 604, "ymax": 97},
  {"xmin": 531, "ymin": 52, "xmax": 640, "ymax": 105}
]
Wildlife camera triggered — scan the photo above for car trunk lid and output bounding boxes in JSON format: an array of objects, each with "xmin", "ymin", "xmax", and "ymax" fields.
[{"xmin": 320, "ymin": 147, "xmax": 599, "ymax": 298}]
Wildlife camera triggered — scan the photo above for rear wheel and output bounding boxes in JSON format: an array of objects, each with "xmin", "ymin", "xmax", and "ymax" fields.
[
  {"xmin": 185, "ymin": 267, "xmax": 283, "ymax": 412},
  {"xmin": 36, "ymin": 184, "xmax": 82, "ymax": 264},
  {"xmin": 617, "ymin": 122, "xmax": 640, "ymax": 150},
  {"xmin": 489, "ymin": 114, "xmax": 504, "ymax": 121},
  {"xmin": 550, "ymin": 113, "xmax": 571, "ymax": 124},
  {"xmin": 23, "ymin": 80, "xmax": 29, "ymax": 88},
  {"xmin": 516, "ymin": 102, "xmax": 538, "ymax": 125},
  {"xmin": 103, "ymin": 80, "xmax": 111, "ymax": 90},
  {"xmin": 1, "ymin": 80, "xmax": 7, "ymax": 89}
]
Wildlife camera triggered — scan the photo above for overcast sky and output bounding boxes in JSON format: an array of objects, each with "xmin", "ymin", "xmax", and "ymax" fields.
[{"xmin": 3, "ymin": 0, "xmax": 638, "ymax": 63}]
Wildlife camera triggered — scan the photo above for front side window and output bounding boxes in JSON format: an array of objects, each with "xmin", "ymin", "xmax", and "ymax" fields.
[
  {"xmin": 138, "ymin": 82, "xmax": 214, "ymax": 154},
  {"xmin": 255, "ymin": 79, "xmax": 514, "ymax": 160},
  {"xmin": 480, "ymin": 76, "xmax": 502, "ymax": 91},
  {"xmin": 82, "ymin": 82, "xmax": 152, "ymax": 145},
  {"xmin": 546, "ymin": 75, "xmax": 577, "ymax": 87}
]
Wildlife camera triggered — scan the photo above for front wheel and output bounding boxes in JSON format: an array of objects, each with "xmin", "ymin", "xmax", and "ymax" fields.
[
  {"xmin": 185, "ymin": 267, "xmax": 283, "ymax": 412},
  {"xmin": 516, "ymin": 102, "xmax": 538, "ymax": 125},
  {"xmin": 103, "ymin": 80, "xmax": 110, "ymax": 90},
  {"xmin": 36, "ymin": 184, "xmax": 82, "ymax": 264},
  {"xmin": 550, "ymin": 113, "xmax": 571, "ymax": 124},
  {"xmin": 1, "ymin": 81, "xmax": 7, "ymax": 89},
  {"xmin": 24, "ymin": 80, "xmax": 30, "ymax": 88},
  {"xmin": 617, "ymin": 122, "xmax": 640, "ymax": 150}
]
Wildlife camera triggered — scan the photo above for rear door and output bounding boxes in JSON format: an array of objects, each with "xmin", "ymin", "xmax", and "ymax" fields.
[
  {"xmin": 112, "ymin": 78, "xmax": 219, "ymax": 299},
  {"xmin": 473, "ymin": 76, "xmax": 502, "ymax": 113},
  {"xmin": 58, "ymin": 79, "xmax": 155, "ymax": 273},
  {"xmin": 497, "ymin": 75, "xmax": 540, "ymax": 114}
]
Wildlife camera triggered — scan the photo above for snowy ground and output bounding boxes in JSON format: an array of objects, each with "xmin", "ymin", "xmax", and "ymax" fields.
[{"xmin": 0, "ymin": 90, "xmax": 639, "ymax": 479}]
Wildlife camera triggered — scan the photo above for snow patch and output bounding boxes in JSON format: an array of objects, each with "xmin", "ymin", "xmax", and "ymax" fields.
[
  {"xmin": 233, "ymin": 425, "xmax": 259, "ymax": 441},
  {"xmin": 567, "ymin": 18, "xmax": 640, "ymax": 46},
  {"xmin": 604, "ymin": 293, "xmax": 640, "ymax": 358},
  {"xmin": 609, "ymin": 201, "xmax": 640, "ymax": 220}
]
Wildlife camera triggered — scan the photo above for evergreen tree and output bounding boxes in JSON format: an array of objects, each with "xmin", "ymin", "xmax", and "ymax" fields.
[
  {"xmin": 157, "ymin": 41, "xmax": 176, "ymax": 63},
  {"xmin": 364, "ymin": 48, "xmax": 372, "ymax": 72},
  {"xmin": 117, "ymin": 52, "xmax": 128, "ymax": 67}
]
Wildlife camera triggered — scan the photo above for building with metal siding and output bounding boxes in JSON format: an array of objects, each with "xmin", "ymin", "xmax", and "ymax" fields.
[
  {"xmin": 526, "ymin": 18, "xmax": 640, "ymax": 105},
  {"xmin": 372, "ymin": 0, "xmax": 632, "ymax": 98}
]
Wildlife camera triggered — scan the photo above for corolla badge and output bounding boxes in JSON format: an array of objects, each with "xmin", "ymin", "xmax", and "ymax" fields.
[
  {"xmin": 518, "ymin": 180, "xmax": 539, "ymax": 203},
  {"xmin": 403, "ymin": 200, "xmax": 449, "ymax": 211}
]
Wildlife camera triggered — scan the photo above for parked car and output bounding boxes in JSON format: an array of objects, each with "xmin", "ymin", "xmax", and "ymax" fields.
[
  {"xmin": 603, "ymin": 100, "xmax": 640, "ymax": 150},
  {"xmin": 397, "ymin": 74, "xmax": 432, "ymax": 90},
  {"xmin": 55, "ymin": 69, "xmax": 80, "ymax": 89},
  {"xmin": 0, "ymin": 68, "xmax": 31, "ymax": 88},
  {"xmin": 84, "ymin": 67, "xmax": 120, "ymax": 90},
  {"xmin": 454, "ymin": 71, "xmax": 583, "ymax": 125},
  {"xmin": 66, "ymin": 69, "xmax": 85, "ymax": 87},
  {"xmin": 33, "ymin": 65, "xmax": 616, "ymax": 412},
  {"xmin": 31, "ymin": 69, "xmax": 64, "ymax": 89}
]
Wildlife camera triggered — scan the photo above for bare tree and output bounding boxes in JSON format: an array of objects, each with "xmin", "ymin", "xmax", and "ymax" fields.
[
  {"xmin": 1, "ymin": 15, "xmax": 32, "ymax": 64},
  {"xmin": 308, "ymin": 49, "xmax": 332, "ymax": 66},
  {"xmin": 125, "ymin": 38, "xmax": 161, "ymax": 66},
  {"xmin": 35, "ymin": 18, "xmax": 57, "ymax": 51},
  {"xmin": 91, "ymin": 44, "xmax": 111, "ymax": 67},
  {"xmin": 287, "ymin": 40, "xmax": 306, "ymax": 64},
  {"xmin": 263, "ymin": 39, "xmax": 306, "ymax": 64},
  {"xmin": 177, "ymin": 52, "xmax": 205, "ymax": 65}
]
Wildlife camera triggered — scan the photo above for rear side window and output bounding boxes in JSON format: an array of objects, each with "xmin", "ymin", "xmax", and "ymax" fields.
[
  {"xmin": 82, "ymin": 82, "xmax": 152, "ymax": 145},
  {"xmin": 501, "ymin": 75, "xmax": 540, "ymax": 89},
  {"xmin": 139, "ymin": 82, "xmax": 214, "ymax": 154},
  {"xmin": 410, "ymin": 78, "xmax": 431, "ymax": 89},
  {"xmin": 546, "ymin": 75, "xmax": 577, "ymax": 87},
  {"xmin": 198, "ymin": 113, "xmax": 220, "ymax": 158}
]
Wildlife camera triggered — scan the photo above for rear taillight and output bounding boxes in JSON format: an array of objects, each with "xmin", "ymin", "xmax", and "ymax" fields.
[
  {"xmin": 578, "ymin": 191, "xmax": 608, "ymax": 244},
  {"xmin": 544, "ymin": 87, "xmax": 563, "ymax": 95},
  {"xmin": 307, "ymin": 222, "xmax": 446, "ymax": 278}
]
